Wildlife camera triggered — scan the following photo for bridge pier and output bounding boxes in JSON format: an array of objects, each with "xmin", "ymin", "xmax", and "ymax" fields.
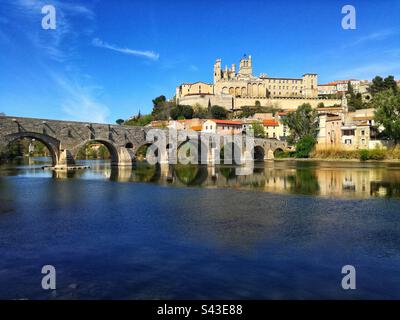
[
  {"xmin": 54, "ymin": 150, "xmax": 75, "ymax": 169},
  {"xmin": 266, "ymin": 149, "xmax": 275, "ymax": 160},
  {"xmin": 116, "ymin": 147, "xmax": 135, "ymax": 166}
]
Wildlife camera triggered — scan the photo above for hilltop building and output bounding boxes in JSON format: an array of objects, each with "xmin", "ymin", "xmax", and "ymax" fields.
[
  {"xmin": 316, "ymin": 96, "xmax": 386, "ymax": 150},
  {"xmin": 318, "ymin": 79, "xmax": 371, "ymax": 97},
  {"xmin": 176, "ymin": 55, "xmax": 341, "ymax": 111}
]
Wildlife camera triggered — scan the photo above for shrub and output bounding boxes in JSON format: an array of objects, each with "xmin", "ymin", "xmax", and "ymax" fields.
[
  {"xmin": 368, "ymin": 148, "xmax": 386, "ymax": 160},
  {"xmin": 295, "ymin": 135, "xmax": 316, "ymax": 158},
  {"xmin": 359, "ymin": 149, "xmax": 369, "ymax": 161},
  {"xmin": 274, "ymin": 150, "xmax": 294, "ymax": 158},
  {"xmin": 359, "ymin": 148, "xmax": 386, "ymax": 161}
]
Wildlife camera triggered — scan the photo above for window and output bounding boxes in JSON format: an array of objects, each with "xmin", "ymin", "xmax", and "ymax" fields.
[{"xmin": 361, "ymin": 130, "xmax": 365, "ymax": 136}]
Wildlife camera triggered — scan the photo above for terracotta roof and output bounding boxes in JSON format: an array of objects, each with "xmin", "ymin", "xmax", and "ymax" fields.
[
  {"xmin": 207, "ymin": 119, "xmax": 242, "ymax": 125},
  {"xmin": 190, "ymin": 125, "xmax": 203, "ymax": 131},
  {"xmin": 263, "ymin": 120, "xmax": 279, "ymax": 126}
]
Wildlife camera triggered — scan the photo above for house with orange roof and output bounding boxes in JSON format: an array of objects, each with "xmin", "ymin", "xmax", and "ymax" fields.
[{"xmin": 202, "ymin": 119, "xmax": 243, "ymax": 135}]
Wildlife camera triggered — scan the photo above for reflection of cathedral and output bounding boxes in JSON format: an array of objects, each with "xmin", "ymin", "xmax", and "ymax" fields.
[{"xmin": 176, "ymin": 55, "xmax": 340, "ymax": 111}]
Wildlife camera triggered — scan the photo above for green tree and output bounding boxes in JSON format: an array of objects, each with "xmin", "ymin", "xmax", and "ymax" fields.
[
  {"xmin": 251, "ymin": 122, "xmax": 266, "ymax": 138},
  {"xmin": 193, "ymin": 104, "xmax": 210, "ymax": 119},
  {"xmin": 295, "ymin": 135, "xmax": 316, "ymax": 158},
  {"xmin": 282, "ymin": 103, "xmax": 319, "ymax": 145},
  {"xmin": 369, "ymin": 75, "xmax": 398, "ymax": 96},
  {"xmin": 98, "ymin": 145, "xmax": 110, "ymax": 159},
  {"xmin": 116, "ymin": 119, "xmax": 124, "ymax": 125},
  {"xmin": 373, "ymin": 89, "xmax": 400, "ymax": 143},
  {"xmin": 210, "ymin": 105, "xmax": 228, "ymax": 119},
  {"xmin": 170, "ymin": 105, "xmax": 194, "ymax": 120},
  {"xmin": 238, "ymin": 106, "xmax": 256, "ymax": 118},
  {"xmin": 346, "ymin": 82, "xmax": 365, "ymax": 111},
  {"xmin": 151, "ymin": 95, "xmax": 173, "ymax": 120}
]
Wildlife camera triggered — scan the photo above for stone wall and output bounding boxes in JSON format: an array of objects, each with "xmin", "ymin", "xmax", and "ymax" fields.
[{"xmin": 177, "ymin": 95, "xmax": 341, "ymax": 111}]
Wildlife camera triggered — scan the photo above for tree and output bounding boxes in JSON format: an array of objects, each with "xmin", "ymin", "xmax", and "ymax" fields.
[
  {"xmin": 383, "ymin": 75, "xmax": 398, "ymax": 93},
  {"xmin": 116, "ymin": 119, "xmax": 124, "ymax": 125},
  {"xmin": 151, "ymin": 95, "xmax": 172, "ymax": 120},
  {"xmin": 238, "ymin": 106, "xmax": 256, "ymax": 118},
  {"xmin": 193, "ymin": 104, "xmax": 210, "ymax": 119},
  {"xmin": 282, "ymin": 103, "xmax": 319, "ymax": 145},
  {"xmin": 373, "ymin": 89, "xmax": 400, "ymax": 143},
  {"xmin": 210, "ymin": 105, "xmax": 228, "ymax": 119},
  {"xmin": 251, "ymin": 122, "xmax": 266, "ymax": 138},
  {"xmin": 369, "ymin": 75, "xmax": 398, "ymax": 96},
  {"xmin": 170, "ymin": 105, "xmax": 194, "ymax": 120},
  {"xmin": 295, "ymin": 135, "xmax": 316, "ymax": 158}
]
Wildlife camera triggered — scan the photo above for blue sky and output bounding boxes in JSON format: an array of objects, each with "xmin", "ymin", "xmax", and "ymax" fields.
[{"xmin": 0, "ymin": 0, "xmax": 399, "ymax": 123}]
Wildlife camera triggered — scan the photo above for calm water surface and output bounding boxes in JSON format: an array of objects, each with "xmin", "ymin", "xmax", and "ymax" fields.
[{"xmin": 1, "ymin": 157, "xmax": 400, "ymax": 299}]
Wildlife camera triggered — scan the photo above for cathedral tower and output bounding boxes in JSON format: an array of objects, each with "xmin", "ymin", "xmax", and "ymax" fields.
[{"xmin": 213, "ymin": 59, "xmax": 222, "ymax": 83}]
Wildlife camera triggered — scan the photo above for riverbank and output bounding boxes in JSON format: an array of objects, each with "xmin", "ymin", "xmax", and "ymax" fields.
[
  {"xmin": 274, "ymin": 157, "xmax": 400, "ymax": 163},
  {"xmin": 275, "ymin": 146, "xmax": 400, "ymax": 162}
]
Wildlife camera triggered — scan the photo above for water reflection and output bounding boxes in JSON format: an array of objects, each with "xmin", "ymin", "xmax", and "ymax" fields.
[
  {"xmin": 2, "ymin": 157, "xmax": 400, "ymax": 199},
  {"xmin": 2, "ymin": 157, "xmax": 400, "ymax": 299}
]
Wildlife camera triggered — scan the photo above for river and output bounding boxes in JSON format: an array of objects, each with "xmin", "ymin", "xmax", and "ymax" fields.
[{"xmin": 1, "ymin": 157, "xmax": 400, "ymax": 299}]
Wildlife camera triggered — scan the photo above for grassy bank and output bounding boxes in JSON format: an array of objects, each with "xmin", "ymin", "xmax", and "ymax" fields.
[{"xmin": 310, "ymin": 146, "xmax": 400, "ymax": 161}]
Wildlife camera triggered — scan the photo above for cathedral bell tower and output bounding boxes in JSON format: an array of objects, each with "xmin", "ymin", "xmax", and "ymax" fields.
[
  {"xmin": 238, "ymin": 54, "xmax": 253, "ymax": 77},
  {"xmin": 213, "ymin": 59, "xmax": 222, "ymax": 83}
]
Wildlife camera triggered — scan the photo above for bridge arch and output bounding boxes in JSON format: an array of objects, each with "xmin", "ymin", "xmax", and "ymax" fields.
[
  {"xmin": 72, "ymin": 139, "xmax": 120, "ymax": 165},
  {"xmin": 2, "ymin": 132, "xmax": 60, "ymax": 166},
  {"xmin": 253, "ymin": 145, "xmax": 265, "ymax": 161}
]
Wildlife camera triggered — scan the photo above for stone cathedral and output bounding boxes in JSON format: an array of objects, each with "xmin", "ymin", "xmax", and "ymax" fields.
[{"xmin": 176, "ymin": 55, "xmax": 339, "ymax": 111}]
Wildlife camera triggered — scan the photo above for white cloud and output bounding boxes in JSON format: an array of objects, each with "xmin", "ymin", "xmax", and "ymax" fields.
[
  {"xmin": 333, "ymin": 62, "xmax": 400, "ymax": 80},
  {"xmin": 13, "ymin": 0, "xmax": 95, "ymax": 62},
  {"xmin": 92, "ymin": 38, "xmax": 160, "ymax": 61},
  {"xmin": 344, "ymin": 29, "xmax": 399, "ymax": 48},
  {"xmin": 51, "ymin": 74, "xmax": 110, "ymax": 123}
]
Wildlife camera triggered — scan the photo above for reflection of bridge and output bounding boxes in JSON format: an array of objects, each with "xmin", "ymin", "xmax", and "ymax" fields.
[{"xmin": 0, "ymin": 116, "xmax": 287, "ymax": 167}]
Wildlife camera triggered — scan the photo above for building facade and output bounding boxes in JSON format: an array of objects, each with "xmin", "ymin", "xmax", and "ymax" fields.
[
  {"xmin": 316, "ymin": 101, "xmax": 386, "ymax": 150},
  {"xmin": 318, "ymin": 79, "xmax": 370, "ymax": 97},
  {"xmin": 176, "ymin": 55, "xmax": 341, "ymax": 111}
]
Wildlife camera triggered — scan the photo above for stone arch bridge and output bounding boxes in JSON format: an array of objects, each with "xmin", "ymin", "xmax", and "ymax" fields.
[{"xmin": 0, "ymin": 116, "xmax": 287, "ymax": 167}]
